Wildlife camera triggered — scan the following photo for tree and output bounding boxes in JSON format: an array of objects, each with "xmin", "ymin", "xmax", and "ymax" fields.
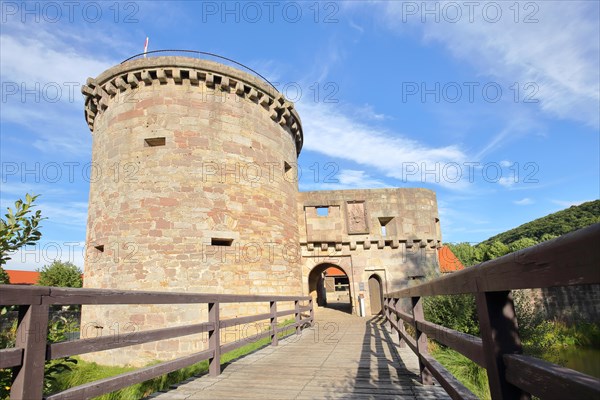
[
  {"xmin": 508, "ymin": 237, "xmax": 538, "ymax": 252},
  {"xmin": 0, "ymin": 266, "xmax": 9, "ymax": 284},
  {"xmin": 446, "ymin": 242, "xmax": 484, "ymax": 267},
  {"xmin": 483, "ymin": 240, "xmax": 509, "ymax": 261},
  {"xmin": 1, "ymin": 193, "xmax": 44, "ymax": 267},
  {"xmin": 37, "ymin": 260, "xmax": 83, "ymax": 288},
  {"xmin": 424, "ymin": 293, "xmax": 480, "ymax": 336}
]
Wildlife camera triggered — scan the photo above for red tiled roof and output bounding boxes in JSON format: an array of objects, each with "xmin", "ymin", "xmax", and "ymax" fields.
[
  {"xmin": 324, "ymin": 267, "xmax": 346, "ymax": 277},
  {"xmin": 6, "ymin": 270, "xmax": 40, "ymax": 285},
  {"xmin": 438, "ymin": 246, "xmax": 465, "ymax": 273}
]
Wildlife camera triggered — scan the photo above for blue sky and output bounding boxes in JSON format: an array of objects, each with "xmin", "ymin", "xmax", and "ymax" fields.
[{"xmin": 1, "ymin": 1, "xmax": 599, "ymax": 271}]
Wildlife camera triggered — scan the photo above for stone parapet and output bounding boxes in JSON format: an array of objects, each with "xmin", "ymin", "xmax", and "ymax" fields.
[{"xmin": 81, "ymin": 56, "xmax": 303, "ymax": 155}]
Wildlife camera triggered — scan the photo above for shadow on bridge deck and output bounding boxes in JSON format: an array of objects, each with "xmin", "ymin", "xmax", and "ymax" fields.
[{"xmin": 148, "ymin": 308, "xmax": 450, "ymax": 399}]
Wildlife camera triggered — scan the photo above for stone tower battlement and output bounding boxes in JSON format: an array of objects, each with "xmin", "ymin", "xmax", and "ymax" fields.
[{"xmin": 81, "ymin": 56, "xmax": 303, "ymax": 154}]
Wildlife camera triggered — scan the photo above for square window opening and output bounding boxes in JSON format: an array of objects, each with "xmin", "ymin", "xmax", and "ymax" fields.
[
  {"xmin": 145, "ymin": 137, "xmax": 166, "ymax": 147},
  {"xmin": 316, "ymin": 207, "xmax": 329, "ymax": 217},
  {"xmin": 211, "ymin": 238, "xmax": 233, "ymax": 246}
]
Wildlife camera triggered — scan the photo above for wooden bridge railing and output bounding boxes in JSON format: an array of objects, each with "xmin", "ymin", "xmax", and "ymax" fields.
[
  {"xmin": 0, "ymin": 287, "xmax": 313, "ymax": 400},
  {"xmin": 384, "ymin": 223, "xmax": 600, "ymax": 400}
]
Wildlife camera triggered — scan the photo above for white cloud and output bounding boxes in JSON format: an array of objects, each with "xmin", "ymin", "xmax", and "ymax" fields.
[
  {"xmin": 297, "ymin": 101, "xmax": 468, "ymax": 189},
  {"xmin": 0, "ymin": 182, "xmax": 74, "ymax": 200},
  {"xmin": 348, "ymin": 20, "xmax": 365, "ymax": 34},
  {"xmin": 301, "ymin": 169, "xmax": 388, "ymax": 191},
  {"xmin": 37, "ymin": 201, "xmax": 88, "ymax": 228},
  {"xmin": 5, "ymin": 241, "xmax": 86, "ymax": 271},
  {"xmin": 337, "ymin": 170, "xmax": 386, "ymax": 187},
  {"xmin": 353, "ymin": 104, "xmax": 390, "ymax": 121},
  {"xmin": 498, "ymin": 177, "xmax": 516, "ymax": 188},
  {"xmin": 0, "ymin": 32, "xmax": 115, "ymax": 92},
  {"xmin": 514, "ymin": 197, "xmax": 534, "ymax": 205},
  {"xmin": 0, "ymin": 26, "xmax": 112, "ymax": 156},
  {"xmin": 376, "ymin": 1, "xmax": 599, "ymax": 127}
]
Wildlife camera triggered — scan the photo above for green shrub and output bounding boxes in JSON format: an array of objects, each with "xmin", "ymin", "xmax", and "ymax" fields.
[
  {"xmin": 37, "ymin": 260, "xmax": 82, "ymax": 288},
  {"xmin": 424, "ymin": 293, "xmax": 479, "ymax": 336}
]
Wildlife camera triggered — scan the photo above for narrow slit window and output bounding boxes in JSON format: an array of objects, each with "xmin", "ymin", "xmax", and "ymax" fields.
[
  {"xmin": 145, "ymin": 137, "xmax": 166, "ymax": 147},
  {"xmin": 211, "ymin": 238, "xmax": 233, "ymax": 246},
  {"xmin": 284, "ymin": 161, "xmax": 295, "ymax": 181},
  {"xmin": 94, "ymin": 245, "xmax": 105, "ymax": 252},
  {"xmin": 316, "ymin": 207, "xmax": 329, "ymax": 217},
  {"xmin": 379, "ymin": 217, "xmax": 394, "ymax": 236}
]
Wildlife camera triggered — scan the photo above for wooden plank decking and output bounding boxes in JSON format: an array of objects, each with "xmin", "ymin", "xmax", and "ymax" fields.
[{"xmin": 149, "ymin": 307, "xmax": 450, "ymax": 399}]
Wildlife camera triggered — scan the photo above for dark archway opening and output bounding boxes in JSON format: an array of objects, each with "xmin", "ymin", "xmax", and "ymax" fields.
[
  {"xmin": 368, "ymin": 274, "xmax": 384, "ymax": 315},
  {"xmin": 308, "ymin": 263, "xmax": 352, "ymax": 314}
]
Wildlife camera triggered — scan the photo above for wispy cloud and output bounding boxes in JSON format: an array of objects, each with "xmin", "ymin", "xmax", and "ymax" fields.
[
  {"xmin": 373, "ymin": 1, "xmax": 600, "ymax": 127},
  {"xmin": 0, "ymin": 25, "xmax": 113, "ymax": 156},
  {"xmin": 0, "ymin": 30, "xmax": 115, "ymax": 91},
  {"xmin": 514, "ymin": 197, "xmax": 534, "ymax": 206},
  {"xmin": 353, "ymin": 104, "xmax": 390, "ymax": 121},
  {"xmin": 37, "ymin": 201, "xmax": 88, "ymax": 228},
  {"xmin": 300, "ymin": 169, "xmax": 388, "ymax": 191},
  {"xmin": 298, "ymin": 101, "xmax": 468, "ymax": 189},
  {"xmin": 6, "ymin": 241, "xmax": 86, "ymax": 271},
  {"xmin": 348, "ymin": 20, "xmax": 365, "ymax": 34}
]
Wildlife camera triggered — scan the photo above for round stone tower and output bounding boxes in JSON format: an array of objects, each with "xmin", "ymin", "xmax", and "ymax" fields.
[{"xmin": 80, "ymin": 55, "xmax": 303, "ymax": 366}]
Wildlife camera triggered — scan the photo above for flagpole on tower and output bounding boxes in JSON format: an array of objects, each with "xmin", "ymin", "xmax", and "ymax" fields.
[{"xmin": 144, "ymin": 37, "xmax": 149, "ymax": 58}]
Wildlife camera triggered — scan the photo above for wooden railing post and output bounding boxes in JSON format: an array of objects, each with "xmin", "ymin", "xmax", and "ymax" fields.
[
  {"xmin": 294, "ymin": 300, "xmax": 300, "ymax": 335},
  {"xmin": 476, "ymin": 291, "xmax": 530, "ymax": 400},
  {"xmin": 208, "ymin": 302, "xmax": 221, "ymax": 377},
  {"xmin": 270, "ymin": 301, "xmax": 278, "ymax": 346},
  {"xmin": 309, "ymin": 298, "xmax": 314, "ymax": 326},
  {"xmin": 10, "ymin": 303, "xmax": 49, "ymax": 400},
  {"xmin": 384, "ymin": 297, "xmax": 392, "ymax": 330},
  {"xmin": 411, "ymin": 296, "xmax": 433, "ymax": 385},
  {"xmin": 393, "ymin": 298, "xmax": 406, "ymax": 348}
]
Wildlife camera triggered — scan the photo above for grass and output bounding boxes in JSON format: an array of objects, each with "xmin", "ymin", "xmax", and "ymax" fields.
[
  {"xmin": 49, "ymin": 318, "xmax": 298, "ymax": 400},
  {"xmin": 430, "ymin": 343, "xmax": 490, "ymax": 400},
  {"xmin": 427, "ymin": 319, "xmax": 600, "ymax": 400}
]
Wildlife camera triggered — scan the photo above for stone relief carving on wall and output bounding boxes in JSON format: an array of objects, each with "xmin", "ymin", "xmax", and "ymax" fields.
[{"xmin": 346, "ymin": 201, "xmax": 368, "ymax": 234}]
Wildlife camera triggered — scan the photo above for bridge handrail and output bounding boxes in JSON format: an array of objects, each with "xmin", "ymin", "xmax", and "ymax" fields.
[
  {"xmin": 383, "ymin": 223, "xmax": 600, "ymax": 400},
  {"xmin": 0, "ymin": 287, "xmax": 314, "ymax": 400}
]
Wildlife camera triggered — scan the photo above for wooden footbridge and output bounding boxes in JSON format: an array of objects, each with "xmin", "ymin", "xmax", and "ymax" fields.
[{"xmin": 1, "ymin": 224, "xmax": 599, "ymax": 399}]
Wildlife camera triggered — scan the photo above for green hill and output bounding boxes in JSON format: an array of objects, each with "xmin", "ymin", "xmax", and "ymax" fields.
[
  {"xmin": 448, "ymin": 200, "xmax": 599, "ymax": 267},
  {"xmin": 482, "ymin": 199, "xmax": 600, "ymax": 246}
]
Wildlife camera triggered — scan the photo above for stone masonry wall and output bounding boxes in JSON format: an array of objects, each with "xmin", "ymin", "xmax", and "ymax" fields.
[{"xmin": 298, "ymin": 188, "xmax": 441, "ymax": 316}]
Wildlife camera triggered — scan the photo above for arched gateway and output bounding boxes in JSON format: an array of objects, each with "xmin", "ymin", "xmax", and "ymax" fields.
[{"xmin": 308, "ymin": 263, "xmax": 352, "ymax": 314}]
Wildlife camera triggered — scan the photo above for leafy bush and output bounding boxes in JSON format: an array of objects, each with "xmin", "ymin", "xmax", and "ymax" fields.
[
  {"xmin": 37, "ymin": 260, "xmax": 82, "ymax": 288},
  {"xmin": 0, "ymin": 267, "xmax": 8, "ymax": 284},
  {"xmin": 1, "ymin": 194, "xmax": 44, "ymax": 267},
  {"xmin": 424, "ymin": 293, "xmax": 479, "ymax": 336},
  {"xmin": 0, "ymin": 318, "xmax": 17, "ymax": 399},
  {"xmin": 0, "ymin": 314, "xmax": 79, "ymax": 399},
  {"xmin": 44, "ymin": 317, "xmax": 79, "ymax": 395}
]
